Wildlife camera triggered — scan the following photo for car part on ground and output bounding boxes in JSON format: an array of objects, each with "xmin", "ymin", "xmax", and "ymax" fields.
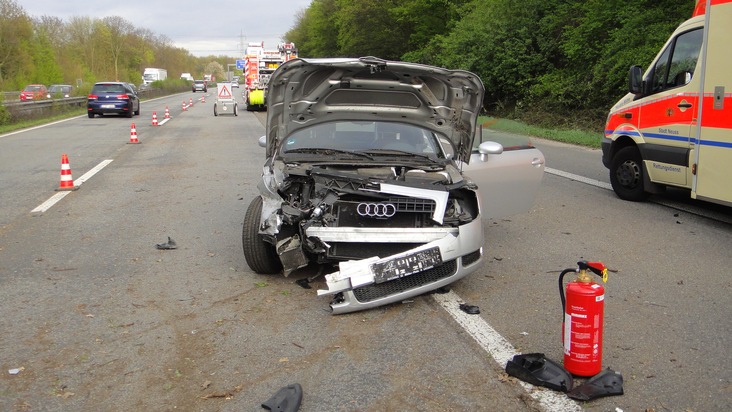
[{"xmin": 505, "ymin": 353, "xmax": 573, "ymax": 393}]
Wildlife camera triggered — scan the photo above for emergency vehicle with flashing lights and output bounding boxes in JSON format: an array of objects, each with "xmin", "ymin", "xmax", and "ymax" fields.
[
  {"xmin": 602, "ymin": 0, "xmax": 732, "ymax": 207},
  {"xmin": 243, "ymin": 42, "xmax": 298, "ymax": 111}
]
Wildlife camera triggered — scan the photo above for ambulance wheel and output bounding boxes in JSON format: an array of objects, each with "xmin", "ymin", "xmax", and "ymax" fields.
[
  {"xmin": 242, "ymin": 196, "xmax": 282, "ymax": 275},
  {"xmin": 213, "ymin": 103, "xmax": 218, "ymax": 116},
  {"xmin": 609, "ymin": 146, "xmax": 648, "ymax": 201},
  {"xmin": 234, "ymin": 104, "xmax": 238, "ymax": 116}
]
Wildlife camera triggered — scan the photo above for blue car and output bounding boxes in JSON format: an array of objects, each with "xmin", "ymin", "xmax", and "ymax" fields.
[{"xmin": 87, "ymin": 82, "xmax": 140, "ymax": 118}]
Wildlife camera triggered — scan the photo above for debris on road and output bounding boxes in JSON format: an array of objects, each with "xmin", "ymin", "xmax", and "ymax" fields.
[
  {"xmin": 8, "ymin": 367, "xmax": 24, "ymax": 375},
  {"xmin": 567, "ymin": 368, "xmax": 624, "ymax": 401},
  {"xmin": 261, "ymin": 383, "xmax": 303, "ymax": 412},
  {"xmin": 155, "ymin": 237, "xmax": 177, "ymax": 250},
  {"xmin": 458, "ymin": 303, "xmax": 480, "ymax": 314},
  {"xmin": 505, "ymin": 353, "xmax": 573, "ymax": 393}
]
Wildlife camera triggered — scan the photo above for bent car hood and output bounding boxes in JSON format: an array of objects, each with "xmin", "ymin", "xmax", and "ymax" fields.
[{"xmin": 265, "ymin": 57, "xmax": 485, "ymax": 163}]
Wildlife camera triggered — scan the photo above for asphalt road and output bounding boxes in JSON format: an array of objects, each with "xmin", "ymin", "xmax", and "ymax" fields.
[{"xmin": 0, "ymin": 92, "xmax": 729, "ymax": 411}]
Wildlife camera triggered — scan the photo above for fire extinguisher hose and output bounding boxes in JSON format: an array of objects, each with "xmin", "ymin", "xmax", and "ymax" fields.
[{"xmin": 558, "ymin": 268, "xmax": 576, "ymax": 321}]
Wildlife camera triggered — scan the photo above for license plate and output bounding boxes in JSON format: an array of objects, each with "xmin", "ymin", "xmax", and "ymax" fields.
[
  {"xmin": 372, "ymin": 246, "xmax": 442, "ymax": 283},
  {"xmin": 101, "ymin": 104, "xmax": 115, "ymax": 108}
]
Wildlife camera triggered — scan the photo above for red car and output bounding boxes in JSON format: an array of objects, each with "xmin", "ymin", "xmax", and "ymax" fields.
[{"xmin": 20, "ymin": 84, "xmax": 48, "ymax": 101}]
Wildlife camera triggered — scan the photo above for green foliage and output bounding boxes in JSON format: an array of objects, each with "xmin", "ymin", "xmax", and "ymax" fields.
[{"xmin": 287, "ymin": 0, "xmax": 697, "ymax": 130}]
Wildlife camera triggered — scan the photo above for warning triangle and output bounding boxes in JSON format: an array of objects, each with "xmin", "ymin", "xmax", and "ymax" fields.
[{"xmin": 218, "ymin": 85, "xmax": 232, "ymax": 99}]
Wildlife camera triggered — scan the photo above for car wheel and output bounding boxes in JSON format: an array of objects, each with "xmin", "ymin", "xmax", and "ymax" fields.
[
  {"xmin": 213, "ymin": 103, "xmax": 218, "ymax": 116},
  {"xmin": 609, "ymin": 146, "xmax": 648, "ymax": 201},
  {"xmin": 134, "ymin": 103, "xmax": 140, "ymax": 116},
  {"xmin": 242, "ymin": 196, "xmax": 282, "ymax": 274},
  {"xmin": 88, "ymin": 112, "xmax": 94, "ymax": 118},
  {"xmin": 234, "ymin": 104, "xmax": 238, "ymax": 116}
]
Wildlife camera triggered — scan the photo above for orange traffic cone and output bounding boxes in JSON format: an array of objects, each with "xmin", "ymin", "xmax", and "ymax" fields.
[
  {"xmin": 152, "ymin": 111, "xmax": 158, "ymax": 126},
  {"xmin": 56, "ymin": 154, "xmax": 78, "ymax": 191},
  {"xmin": 189, "ymin": 97, "xmax": 193, "ymax": 107},
  {"xmin": 182, "ymin": 100, "xmax": 187, "ymax": 111},
  {"xmin": 164, "ymin": 106, "xmax": 170, "ymax": 119},
  {"xmin": 201, "ymin": 95, "xmax": 206, "ymax": 103},
  {"xmin": 128, "ymin": 123, "xmax": 140, "ymax": 144}
]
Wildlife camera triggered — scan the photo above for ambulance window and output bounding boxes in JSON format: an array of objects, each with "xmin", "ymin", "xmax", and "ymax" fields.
[{"xmin": 649, "ymin": 28, "xmax": 703, "ymax": 94}]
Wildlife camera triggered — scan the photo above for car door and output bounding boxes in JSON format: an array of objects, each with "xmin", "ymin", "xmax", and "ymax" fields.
[{"xmin": 460, "ymin": 127, "xmax": 545, "ymax": 219}]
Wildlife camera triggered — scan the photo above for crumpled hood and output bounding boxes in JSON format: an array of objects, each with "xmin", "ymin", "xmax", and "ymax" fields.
[{"xmin": 264, "ymin": 57, "xmax": 485, "ymax": 163}]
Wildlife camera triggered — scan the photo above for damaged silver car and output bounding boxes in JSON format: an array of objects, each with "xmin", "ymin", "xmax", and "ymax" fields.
[{"xmin": 242, "ymin": 57, "xmax": 545, "ymax": 314}]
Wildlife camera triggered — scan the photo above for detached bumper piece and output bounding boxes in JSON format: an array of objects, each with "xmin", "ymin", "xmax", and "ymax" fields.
[
  {"xmin": 567, "ymin": 368, "xmax": 624, "ymax": 401},
  {"xmin": 505, "ymin": 353, "xmax": 573, "ymax": 393}
]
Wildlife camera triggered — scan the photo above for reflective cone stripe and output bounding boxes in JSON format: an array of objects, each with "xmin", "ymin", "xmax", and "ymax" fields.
[
  {"xmin": 164, "ymin": 106, "xmax": 170, "ymax": 119},
  {"xmin": 56, "ymin": 153, "xmax": 77, "ymax": 191},
  {"xmin": 128, "ymin": 123, "xmax": 140, "ymax": 144},
  {"xmin": 152, "ymin": 112, "xmax": 158, "ymax": 126}
]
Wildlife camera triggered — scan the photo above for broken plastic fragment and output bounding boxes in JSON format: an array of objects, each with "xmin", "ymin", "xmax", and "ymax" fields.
[
  {"xmin": 261, "ymin": 383, "xmax": 303, "ymax": 412},
  {"xmin": 8, "ymin": 367, "xmax": 23, "ymax": 375},
  {"xmin": 505, "ymin": 353, "xmax": 573, "ymax": 392},
  {"xmin": 567, "ymin": 368, "xmax": 624, "ymax": 401},
  {"xmin": 155, "ymin": 237, "xmax": 177, "ymax": 250},
  {"xmin": 459, "ymin": 303, "xmax": 480, "ymax": 314},
  {"xmin": 295, "ymin": 278, "xmax": 312, "ymax": 289}
]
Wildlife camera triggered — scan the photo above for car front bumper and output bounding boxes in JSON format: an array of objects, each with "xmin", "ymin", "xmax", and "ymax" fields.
[{"xmin": 316, "ymin": 217, "xmax": 485, "ymax": 314}]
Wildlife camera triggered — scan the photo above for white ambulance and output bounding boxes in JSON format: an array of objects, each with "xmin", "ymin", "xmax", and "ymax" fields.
[{"xmin": 602, "ymin": 0, "xmax": 731, "ymax": 207}]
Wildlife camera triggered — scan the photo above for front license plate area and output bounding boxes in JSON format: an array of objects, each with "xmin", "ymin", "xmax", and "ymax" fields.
[{"xmin": 372, "ymin": 246, "xmax": 442, "ymax": 283}]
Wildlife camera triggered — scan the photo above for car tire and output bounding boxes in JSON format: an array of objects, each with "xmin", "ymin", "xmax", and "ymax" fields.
[
  {"xmin": 234, "ymin": 104, "xmax": 238, "ymax": 116},
  {"xmin": 242, "ymin": 196, "xmax": 282, "ymax": 274},
  {"xmin": 213, "ymin": 103, "xmax": 218, "ymax": 116},
  {"xmin": 134, "ymin": 103, "xmax": 140, "ymax": 116},
  {"xmin": 88, "ymin": 112, "xmax": 94, "ymax": 118},
  {"xmin": 609, "ymin": 146, "xmax": 648, "ymax": 201}
]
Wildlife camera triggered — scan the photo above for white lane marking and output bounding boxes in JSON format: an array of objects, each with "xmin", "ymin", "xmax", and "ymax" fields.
[
  {"xmin": 1, "ymin": 116, "xmax": 84, "ymax": 139},
  {"xmin": 433, "ymin": 290, "xmax": 583, "ymax": 412},
  {"xmin": 31, "ymin": 192, "xmax": 72, "ymax": 213},
  {"xmin": 545, "ymin": 167, "xmax": 612, "ymax": 190},
  {"xmin": 31, "ymin": 159, "xmax": 113, "ymax": 213},
  {"xmin": 159, "ymin": 118, "xmax": 171, "ymax": 126}
]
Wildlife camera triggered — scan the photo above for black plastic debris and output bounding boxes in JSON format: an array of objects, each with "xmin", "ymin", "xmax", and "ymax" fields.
[
  {"xmin": 295, "ymin": 278, "xmax": 312, "ymax": 289},
  {"xmin": 505, "ymin": 353, "xmax": 573, "ymax": 392},
  {"xmin": 155, "ymin": 237, "xmax": 177, "ymax": 250},
  {"xmin": 567, "ymin": 368, "xmax": 624, "ymax": 401},
  {"xmin": 459, "ymin": 303, "xmax": 480, "ymax": 314},
  {"xmin": 262, "ymin": 383, "xmax": 303, "ymax": 412}
]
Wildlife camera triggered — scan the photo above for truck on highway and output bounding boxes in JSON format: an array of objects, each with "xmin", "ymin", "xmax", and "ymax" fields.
[
  {"xmin": 180, "ymin": 72, "xmax": 194, "ymax": 81},
  {"xmin": 243, "ymin": 42, "xmax": 298, "ymax": 111},
  {"xmin": 142, "ymin": 68, "xmax": 168, "ymax": 85},
  {"xmin": 602, "ymin": 0, "xmax": 731, "ymax": 207}
]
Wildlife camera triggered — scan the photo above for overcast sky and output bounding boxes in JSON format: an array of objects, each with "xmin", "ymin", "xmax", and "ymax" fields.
[{"xmin": 20, "ymin": 0, "xmax": 311, "ymax": 57}]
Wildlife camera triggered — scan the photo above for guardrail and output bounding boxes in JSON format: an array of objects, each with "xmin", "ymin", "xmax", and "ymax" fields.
[{"xmin": 2, "ymin": 97, "xmax": 87, "ymax": 120}]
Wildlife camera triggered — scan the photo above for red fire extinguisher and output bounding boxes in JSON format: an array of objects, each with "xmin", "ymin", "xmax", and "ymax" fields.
[{"xmin": 558, "ymin": 260, "xmax": 608, "ymax": 377}]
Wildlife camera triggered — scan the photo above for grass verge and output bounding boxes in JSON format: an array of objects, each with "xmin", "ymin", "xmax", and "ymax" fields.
[{"xmin": 479, "ymin": 116, "xmax": 602, "ymax": 148}]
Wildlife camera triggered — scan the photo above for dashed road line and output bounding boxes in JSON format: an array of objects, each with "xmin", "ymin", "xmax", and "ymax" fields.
[
  {"xmin": 545, "ymin": 167, "xmax": 612, "ymax": 190},
  {"xmin": 31, "ymin": 159, "xmax": 113, "ymax": 213}
]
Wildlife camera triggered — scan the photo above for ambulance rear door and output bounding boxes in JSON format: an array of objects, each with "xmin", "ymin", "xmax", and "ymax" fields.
[{"xmin": 692, "ymin": 0, "xmax": 732, "ymax": 205}]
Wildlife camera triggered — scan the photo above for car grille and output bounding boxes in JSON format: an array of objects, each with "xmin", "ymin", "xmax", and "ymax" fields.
[{"xmin": 352, "ymin": 259, "xmax": 457, "ymax": 303}]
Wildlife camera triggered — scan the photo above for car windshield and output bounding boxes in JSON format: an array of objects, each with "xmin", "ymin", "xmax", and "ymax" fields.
[
  {"xmin": 25, "ymin": 86, "xmax": 43, "ymax": 91},
  {"xmin": 280, "ymin": 121, "xmax": 448, "ymax": 160}
]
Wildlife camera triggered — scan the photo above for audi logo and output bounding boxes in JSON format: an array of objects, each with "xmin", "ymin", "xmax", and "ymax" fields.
[{"xmin": 356, "ymin": 202, "xmax": 396, "ymax": 218}]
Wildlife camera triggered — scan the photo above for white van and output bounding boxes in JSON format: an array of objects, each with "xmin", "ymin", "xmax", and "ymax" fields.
[{"xmin": 602, "ymin": 0, "xmax": 731, "ymax": 207}]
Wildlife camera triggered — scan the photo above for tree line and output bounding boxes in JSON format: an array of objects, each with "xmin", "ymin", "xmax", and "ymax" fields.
[
  {"xmin": 285, "ymin": 0, "xmax": 694, "ymax": 130},
  {"xmin": 0, "ymin": 0, "xmax": 230, "ymax": 96}
]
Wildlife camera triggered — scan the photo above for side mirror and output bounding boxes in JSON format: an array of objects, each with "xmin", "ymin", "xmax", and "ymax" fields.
[
  {"xmin": 628, "ymin": 65, "xmax": 643, "ymax": 95},
  {"xmin": 258, "ymin": 135, "xmax": 266, "ymax": 148},
  {"xmin": 477, "ymin": 141, "xmax": 504, "ymax": 162}
]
